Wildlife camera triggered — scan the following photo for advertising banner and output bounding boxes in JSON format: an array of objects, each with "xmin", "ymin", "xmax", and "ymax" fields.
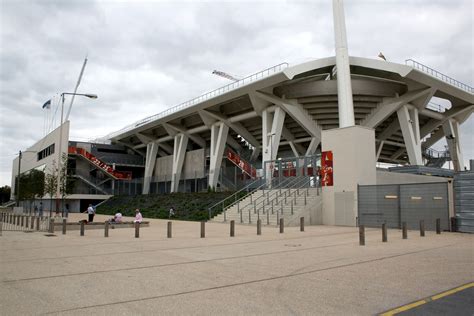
[{"xmin": 321, "ymin": 150, "xmax": 334, "ymax": 186}]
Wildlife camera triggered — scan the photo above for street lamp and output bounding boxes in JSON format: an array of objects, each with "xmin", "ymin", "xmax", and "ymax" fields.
[{"xmin": 55, "ymin": 92, "xmax": 98, "ymax": 216}]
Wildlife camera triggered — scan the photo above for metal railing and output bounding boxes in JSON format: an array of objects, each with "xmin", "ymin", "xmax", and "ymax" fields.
[
  {"xmin": 1, "ymin": 212, "xmax": 51, "ymax": 232},
  {"xmin": 105, "ymin": 62, "xmax": 289, "ymax": 140},
  {"xmin": 426, "ymin": 102, "xmax": 449, "ymax": 113},
  {"xmin": 405, "ymin": 59, "xmax": 473, "ymax": 93}
]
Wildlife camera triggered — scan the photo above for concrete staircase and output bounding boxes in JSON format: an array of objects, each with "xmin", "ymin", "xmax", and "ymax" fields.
[{"xmin": 211, "ymin": 187, "xmax": 322, "ymax": 226}]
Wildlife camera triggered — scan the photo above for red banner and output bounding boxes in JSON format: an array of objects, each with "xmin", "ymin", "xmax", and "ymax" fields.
[
  {"xmin": 68, "ymin": 146, "xmax": 132, "ymax": 180},
  {"xmin": 321, "ymin": 151, "xmax": 333, "ymax": 186},
  {"xmin": 225, "ymin": 148, "xmax": 257, "ymax": 178}
]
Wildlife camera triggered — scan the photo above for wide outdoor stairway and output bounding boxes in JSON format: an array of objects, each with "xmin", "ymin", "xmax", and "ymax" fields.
[{"xmin": 211, "ymin": 187, "xmax": 322, "ymax": 226}]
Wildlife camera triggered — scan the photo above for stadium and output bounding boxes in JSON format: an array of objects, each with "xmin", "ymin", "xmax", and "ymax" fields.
[{"xmin": 9, "ymin": 1, "xmax": 474, "ymax": 232}]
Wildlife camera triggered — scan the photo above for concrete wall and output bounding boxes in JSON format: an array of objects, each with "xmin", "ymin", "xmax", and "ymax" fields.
[
  {"xmin": 11, "ymin": 122, "xmax": 70, "ymax": 199},
  {"xmin": 321, "ymin": 126, "xmax": 377, "ymax": 226},
  {"xmin": 153, "ymin": 148, "xmax": 205, "ymax": 180}
]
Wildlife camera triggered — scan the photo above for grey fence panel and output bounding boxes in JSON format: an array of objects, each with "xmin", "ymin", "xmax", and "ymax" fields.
[
  {"xmin": 454, "ymin": 171, "xmax": 474, "ymax": 233},
  {"xmin": 358, "ymin": 185, "xmax": 400, "ymax": 228},
  {"xmin": 400, "ymin": 183, "xmax": 449, "ymax": 231}
]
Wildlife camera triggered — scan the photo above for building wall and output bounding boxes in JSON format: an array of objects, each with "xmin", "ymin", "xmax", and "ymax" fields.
[
  {"xmin": 11, "ymin": 122, "xmax": 70, "ymax": 199},
  {"xmin": 153, "ymin": 148, "xmax": 205, "ymax": 180}
]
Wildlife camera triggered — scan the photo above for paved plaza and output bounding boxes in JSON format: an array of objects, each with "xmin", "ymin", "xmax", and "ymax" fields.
[{"xmin": 1, "ymin": 214, "xmax": 473, "ymax": 315}]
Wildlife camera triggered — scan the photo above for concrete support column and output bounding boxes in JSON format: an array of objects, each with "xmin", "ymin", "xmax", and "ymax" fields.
[
  {"xmin": 332, "ymin": 0, "xmax": 355, "ymax": 128},
  {"xmin": 171, "ymin": 134, "xmax": 189, "ymax": 193},
  {"xmin": 208, "ymin": 122, "xmax": 229, "ymax": 189},
  {"xmin": 305, "ymin": 137, "xmax": 320, "ymax": 156},
  {"xmin": 142, "ymin": 142, "xmax": 159, "ymax": 194},
  {"xmin": 397, "ymin": 105, "xmax": 422, "ymax": 165},
  {"xmin": 443, "ymin": 119, "xmax": 465, "ymax": 171},
  {"xmin": 262, "ymin": 107, "xmax": 285, "ymax": 180}
]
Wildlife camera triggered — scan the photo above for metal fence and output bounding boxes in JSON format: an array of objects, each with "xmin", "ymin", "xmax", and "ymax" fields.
[
  {"xmin": 1, "ymin": 212, "xmax": 51, "ymax": 233},
  {"xmin": 358, "ymin": 182, "xmax": 449, "ymax": 231}
]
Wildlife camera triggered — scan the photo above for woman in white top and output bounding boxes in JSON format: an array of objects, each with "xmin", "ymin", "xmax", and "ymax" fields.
[{"xmin": 134, "ymin": 209, "xmax": 143, "ymax": 223}]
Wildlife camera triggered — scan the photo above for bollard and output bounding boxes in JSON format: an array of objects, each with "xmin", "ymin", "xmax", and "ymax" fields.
[
  {"xmin": 30, "ymin": 216, "xmax": 34, "ymax": 229},
  {"xmin": 62, "ymin": 219, "xmax": 67, "ymax": 235},
  {"xmin": 49, "ymin": 218, "xmax": 54, "ymax": 234},
  {"xmin": 80, "ymin": 221, "xmax": 85, "ymax": 236},
  {"xmin": 17, "ymin": 215, "xmax": 20, "ymax": 226},
  {"xmin": 25, "ymin": 216, "xmax": 29, "ymax": 229},
  {"xmin": 279, "ymin": 218, "xmax": 284, "ymax": 233},
  {"xmin": 200, "ymin": 221, "xmax": 205, "ymax": 238},
  {"xmin": 436, "ymin": 218, "xmax": 441, "ymax": 234},
  {"xmin": 230, "ymin": 220, "xmax": 235, "ymax": 237},
  {"xmin": 450, "ymin": 217, "xmax": 456, "ymax": 232},
  {"xmin": 359, "ymin": 225, "xmax": 365, "ymax": 246},
  {"xmin": 382, "ymin": 223, "xmax": 387, "ymax": 242},
  {"xmin": 257, "ymin": 219, "xmax": 262, "ymax": 235},
  {"xmin": 36, "ymin": 217, "xmax": 40, "ymax": 231},
  {"xmin": 419, "ymin": 220, "xmax": 425, "ymax": 237},
  {"xmin": 0, "ymin": 215, "xmax": 2, "ymax": 236},
  {"xmin": 104, "ymin": 221, "xmax": 109, "ymax": 237},
  {"xmin": 402, "ymin": 222, "xmax": 407, "ymax": 239},
  {"xmin": 135, "ymin": 222, "xmax": 140, "ymax": 238},
  {"xmin": 21, "ymin": 216, "xmax": 24, "ymax": 227},
  {"xmin": 300, "ymin": 217, "xmax": 305, "ymax": 232},
  {"xmin": 167, "ymin": 221, "xmax": 172, "ymax": 238}
]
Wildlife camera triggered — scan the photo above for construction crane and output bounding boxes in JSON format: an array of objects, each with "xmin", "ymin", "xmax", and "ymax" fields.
[{"xmin": 212, "ymin": 70, "xmax": 240, "ymax": 82}]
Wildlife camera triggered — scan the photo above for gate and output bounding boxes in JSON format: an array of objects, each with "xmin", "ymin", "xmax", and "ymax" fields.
[{"xmin": 358, "ymin": 182, "xmax": 449, "ymax": 231}]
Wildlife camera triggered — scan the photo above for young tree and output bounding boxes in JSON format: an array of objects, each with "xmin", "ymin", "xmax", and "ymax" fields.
[
  {"xmin": 59, "ymin": 153, "xmax": 75, "ymax": 217},
  {"xmin": 0, "ymin": 185, "xmax": 11, "ymax": 204},
  {"xmin": 44, "ymin": 160, "xmax": 58, "ymax": 217}
]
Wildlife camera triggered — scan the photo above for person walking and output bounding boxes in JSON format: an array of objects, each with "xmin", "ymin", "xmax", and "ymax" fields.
[
  {"xmin": 84, "ymin": 204, "xmax": 95, "ymax": 223},
  {"xmin": 39, "ymin": 202, "xmax": 44, "ymax": 217}
]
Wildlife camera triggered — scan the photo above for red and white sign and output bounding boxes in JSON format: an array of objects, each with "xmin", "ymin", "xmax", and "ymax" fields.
[
  {"xmin": 321, "ymin": 151, "xmax": 333, "ymax": 186},
  {"xmin": 68, "ymin": 146, "xmax": 132, "ymax": 180},
  {"xmin": 226, "ymin": 148, "xmax": 257, "ymax": 178}
]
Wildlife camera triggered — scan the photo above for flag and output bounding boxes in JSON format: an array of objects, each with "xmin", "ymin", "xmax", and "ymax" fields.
[{"xmin": 42, "ymin": 99, "xmax": 51, "ymax": 109}]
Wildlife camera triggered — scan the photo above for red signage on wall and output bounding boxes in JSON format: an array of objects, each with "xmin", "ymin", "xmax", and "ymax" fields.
[
  {"xmin": 321, "ymin": 151, "xmax": 333, "ymax": 186},
  {"xmin": 68, "ymin": 146, "xmax": 132, "ymax": 180},
  {"xmin": 225, "ymin": 147, "xmax": 257, "ymax": 178}
]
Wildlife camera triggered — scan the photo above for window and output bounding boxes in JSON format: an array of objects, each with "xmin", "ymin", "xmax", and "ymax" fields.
[{"xmin": 37, "ymin": 144, "xmax": 55, "ymax": 161}]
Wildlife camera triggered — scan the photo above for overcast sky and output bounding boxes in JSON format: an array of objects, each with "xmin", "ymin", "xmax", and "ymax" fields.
[{"xmin": 0, "ymin": 0, "xmax": 472, "ymax": 187}]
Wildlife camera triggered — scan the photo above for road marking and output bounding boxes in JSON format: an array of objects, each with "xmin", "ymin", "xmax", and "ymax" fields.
[{"xmin": 380, "ymin": 282, "xmax": 474, "ymax": 315}]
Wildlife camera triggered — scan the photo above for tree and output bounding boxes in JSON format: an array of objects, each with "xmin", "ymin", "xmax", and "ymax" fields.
[
  {"xmin": 0, "ymin": 185, "xmax": 11, "ymax": 204},
  {"xmin": 44, "ymin": 160, "xmax": 58, "ymax": 217},
  {"xmin": 59, "ymin": 153, "xmax": 75, "ymax": 217}
]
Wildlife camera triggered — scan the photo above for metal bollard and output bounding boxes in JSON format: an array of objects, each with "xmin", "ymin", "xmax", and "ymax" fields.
[
  {"xmin": 49, "ymin": 218, "xmax": 54, "ymax": 234},
  {"xmin": 80, "ymin": 221, "xmax": 85, "ymax": 236},
  {"xmin": 200, "ymin": 221, "xmax": 205, "ymax": 238},
  {"xmin": 279, "ymin": 218, "xmax": 284, "ymax": 233},
  {"xmin": 300, "ymin": 217, "xmax": 304, "ymax": 232},
  {"xmin": 62, "ymin": 219, "xmax": 67, "ymax": 235},
  {"xmin": 257, "ymin": 219, "xmax": 262, "ymax": 235},
  {"xmin": 382, "ymin": 223, "xmax": 387, "ymax": 242},
  {"xmin": 436, "ymin": 218, "xmax": 441, "ymax": 234},
  {"xmin": 230, "ymin": 220, "xmax": 235, "ymax": 237},
  {"xmin": 167, "ymin": 221, "xmax": 172, "ymax": 238},
  {"xmin": 359, "ymin": 225, "xmax": 365, "ymax": 246},
  {"xmin": 402, "ymin": 222, "xmax": 407, "ymax": 239},
  {"xmin": 266, "ymin": 207, "xmax": 269, "ymax": 225},
  {"xmin": 419, "ymin": 220, "xmax": 425, "ymax": 237},
  {"xmin": 104, "ymin": 221, "xmax": 109, "ymax": 237},
  {"xmin": 135, "ymin": 222, "xmax": 140, "ymax": 238}
]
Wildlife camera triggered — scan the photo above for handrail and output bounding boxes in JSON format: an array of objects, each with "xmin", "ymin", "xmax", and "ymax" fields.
[
  {"xmin": 106, "ymin": 62, "xmax": 290, "ymax": 140},
  {"xmin": 405, "ymin": 59, "xmax": 473, "ymax": 93}
]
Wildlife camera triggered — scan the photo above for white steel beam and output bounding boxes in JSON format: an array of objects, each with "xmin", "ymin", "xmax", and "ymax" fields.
[
  {"xmin": 360, "ymin": 88, "xmax": 432, "ymax": 128},
  {"xmin": 333, "ymin": 0, "xmax": 355, "ymax": 127},
  {"xmin": 376, "ymin": 141, "xmax": 384, "ymax": 161},
  {"xmin": 281, "ymin": 126, "xmax": 305, "ymax": 157},
  {"xmin": 443, "ymin": 119, "xmax": 465, "ymax": 171},
  {"xmin": 164, "ymin": 123, "xmax": 206, "ymax": 148},
  {"xmin": 255, "ymin": 91, "xmax": 322, "ymax": 141},
  {"xmin": 420, "ymin": 104, "xmax": 473, "ymax": 139},
  {"xmin": 248, "ymin": 92, "xmax": 270, "ymax": 115},
  {"xmin": 378, "ymin": 120, "xmax": 400, "ymax": 141},
  {"xmin": 397, "ymin": 105, "xmax": 422, "ymax": 165},
  {"xmin": 142, "ymin": 142, "xmax": 159, "ymax": 194},
  {"xmin": 208, "ymin": 122, "xmax": 229, "ymax": 189},
  {"xmin": 262, "ymin": 107, "xmax": 285, "ymax": 180},
  {"xmin": 171, "ymin": 134, "xmax": 189, "ymax": 193},
  {"xmin": 305, "ymin": 137, "xmax": 320, "ymax": 156}
]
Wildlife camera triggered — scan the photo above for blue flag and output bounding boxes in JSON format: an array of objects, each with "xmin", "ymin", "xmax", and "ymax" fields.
[{"xmin": 42, "ymin": 99, "xmax": 51, "ymax": 109}]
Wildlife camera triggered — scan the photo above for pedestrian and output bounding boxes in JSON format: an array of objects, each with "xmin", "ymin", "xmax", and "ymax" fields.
[
  {"xmin": 84, "ymin": 204, "xmax": 95, "ymax": 223},
  {"xmin": 65, "ymin": 203, "xmax": 70, "ymax": 218},
  {"xmin": 34, "ymin": 205, "xmax": 38, "ymax": 216},
  {"xmin": 134, "ymin": 209, "xmax": 142, "ymax": 223},
  {"xmin": 169, "ymin": 206, "xmax": 175, "ymax": 219},
  {"xmin": 39, "ymin": 202, "xmax": 44, "ymax": 217}
]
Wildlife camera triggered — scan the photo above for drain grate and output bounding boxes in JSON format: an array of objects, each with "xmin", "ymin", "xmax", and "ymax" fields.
[{"xmin": 43, "ymin": 234, "xmax": 57, "ymax": 237}]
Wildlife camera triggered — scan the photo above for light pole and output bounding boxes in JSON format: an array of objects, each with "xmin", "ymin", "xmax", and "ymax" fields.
[{"xmin": 55, "ymin": 92, "xmax": 97, "ymax": 216}]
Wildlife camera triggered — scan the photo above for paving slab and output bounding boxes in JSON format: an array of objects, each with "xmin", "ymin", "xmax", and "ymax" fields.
[{"xmin": 1, "ymin": 213, "xmax": 473, "ymax": 315}]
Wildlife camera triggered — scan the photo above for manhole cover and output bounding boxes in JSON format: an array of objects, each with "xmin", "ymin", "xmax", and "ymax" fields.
[
  {"xmin": 43, "ymin": 234, "xmax": 57, "ymax": 237},
  {"xmin": 284, "ymin": 244, "xmax": 302, "ymax": 247}
]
